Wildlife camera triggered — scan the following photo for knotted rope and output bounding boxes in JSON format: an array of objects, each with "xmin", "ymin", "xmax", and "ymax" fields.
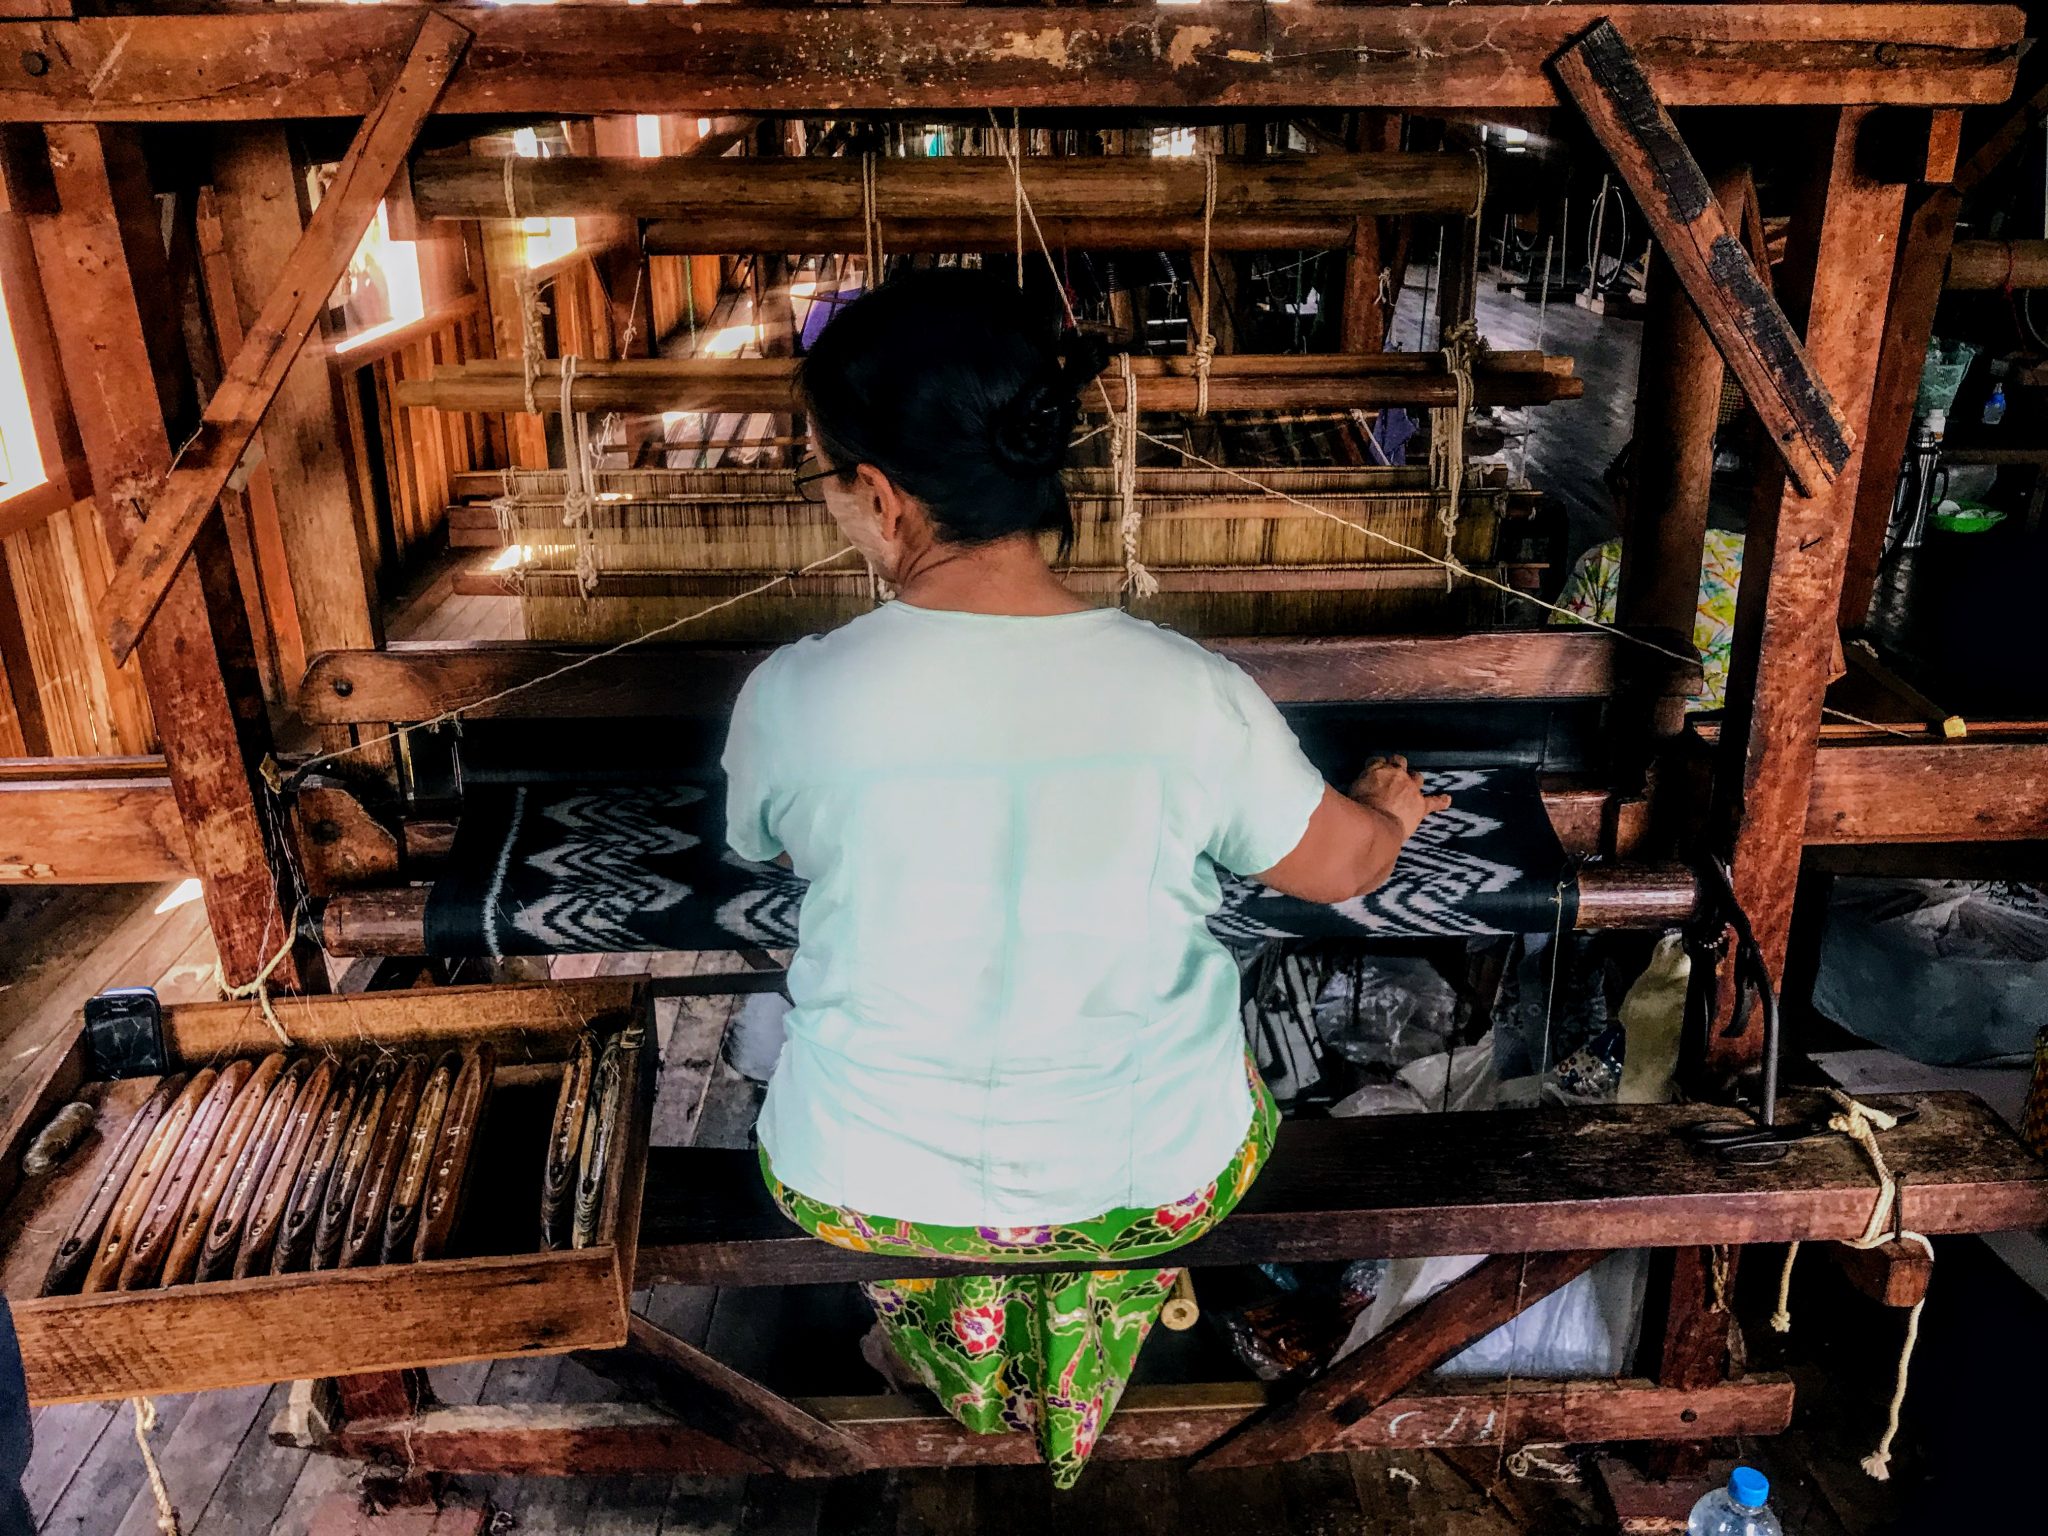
[
  {"xmin": 132, "ymin": 1396, "xmax": 182, "ymax": 1535},
  {"xmin": 1191, "ymin": 151, "xmax": 1219, "ymax": 417},
  {"xmin": 1114, "ymin": 352, "xmax": 1156, "ymax": 598},
  {"xmin": 860, "ymin": 152, "xmax": 885, "ymax": 289},
  {"xmin": 514, "ymin": 272, "xmax": 549, "ymax": 417},
  {"xmin": 1428, "ymin": 319, "xmax": 1479, "ymax": 591},
  {"xmin": 211, "ymin": 907, "xmax": 301, "ymax": 1046},
  {"xmin": 558, "ymin": 355, "xmax": 600, "ymax": 595},
  {"xmin": 1768, "ymin": 1089, "xmax": 1931, "ymax": 1481}
]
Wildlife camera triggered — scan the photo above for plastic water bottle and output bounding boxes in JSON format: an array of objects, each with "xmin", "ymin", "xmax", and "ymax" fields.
[
  {"xmin": 1688, "ymin": 1467, "xmax": 1782, "ymax": 1536},
  {"xmin": 1982, "ymin": 384, "xmax": 2006, "ymax": 426}
]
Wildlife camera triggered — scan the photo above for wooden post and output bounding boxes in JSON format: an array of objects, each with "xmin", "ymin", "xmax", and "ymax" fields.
[
  {"xmin": 95, "ymin": 15, "xmax": 470, "ymax": 665},
  {"xmin": 1704, "ymin": 108, "xmax": 1908, "ymax": 1073},
  {"xmin": 1616, "ymin": 164, "xmax": 1746, "ymax": 649},
  {"xmin": 1638, "ymin": 1246, "xmax": 1736, "ymax": 1479},
  {"xmin": 208, "ymin": 130, "xmax": 376, "ymax": 701},
  {"xmin": 25, "ymin": 125, "xmax": 302, "ymax": 987}
]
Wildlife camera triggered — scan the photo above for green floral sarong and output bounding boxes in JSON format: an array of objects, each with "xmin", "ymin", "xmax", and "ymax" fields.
[{"xmin": 761, "ymin": 1065, "xmax": 1279, "ymax": 1487}]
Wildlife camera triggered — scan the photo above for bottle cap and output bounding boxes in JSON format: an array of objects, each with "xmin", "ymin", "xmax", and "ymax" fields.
[{"xmin": 1729, "ymin": 1466, "xmax": 1769, "ymax": 1509}]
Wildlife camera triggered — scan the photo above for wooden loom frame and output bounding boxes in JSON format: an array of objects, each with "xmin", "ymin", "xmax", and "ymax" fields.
[{"xmin": 0, "ymin": 0, "xmax": 2043, "ymax": 1491}]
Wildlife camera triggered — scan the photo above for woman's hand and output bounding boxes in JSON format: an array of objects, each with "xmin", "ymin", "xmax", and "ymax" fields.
[
  {"xmin": 1252, "ymin": 758, "xmax": 1452, "ymax": 906},
  {"xmin": 1348, "ymin": 756, "xmax": 1453, "ymax": 841}
]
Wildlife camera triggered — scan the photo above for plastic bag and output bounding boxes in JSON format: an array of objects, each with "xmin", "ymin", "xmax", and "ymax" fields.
[
  {"xmin": 1338, "ymin": 1250, "xmax": 1648, "ymax": 1379},
  {"xmin": 1314, "ymin": 955, "xmax": 1461, "ymax": 1071},
  {"xmin": 1813, "ymin": 880, "xmax": 2048, "ymax": 1065}
]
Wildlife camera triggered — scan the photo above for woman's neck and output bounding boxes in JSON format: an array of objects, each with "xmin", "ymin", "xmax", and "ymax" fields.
[{"xmin": 890, "ymin": 536, "xmax": 1091, "ymax": 616}]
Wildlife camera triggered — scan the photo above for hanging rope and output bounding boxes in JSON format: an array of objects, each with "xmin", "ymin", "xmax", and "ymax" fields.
[
  {"xmin": 1191, "ymin": 151, "xmax": 1219, "ymax": 418},
  {"xmin": 558, "ymin": 355, "xmax": 601, "ymax": 596},
  {"xmin": 1767, "ymin": 1088, "xmax": 1932, "ymax": 1481},
  {"xmin": 1428, "ymin": 320, "xmax": 1479, "ymax": 591},
  {"xmin": 860, "ymin": 151, "xmax": 885, "ymax": 289},
  {"xmin": 1012, "ymin": 109, "xmax": 1026, "ymax": 290},
  {"xmin": 131, "ymin": 1397, "xmax": 182, "ymax": 1535},
  {"xmin": 211, "ymin": 906, "xmax": 302, "ymax": 1047},
  {"xmin": 1115, "ymin": 353, "xmax": 1157, "ymax": 599},
  {"xmin": 514, "ymin": 272, "xmax": 549, "ymax": 417}
]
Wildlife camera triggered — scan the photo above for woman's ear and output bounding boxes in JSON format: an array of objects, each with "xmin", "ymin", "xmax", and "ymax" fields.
[{"xmin": 856, "ymin": 462, "xmax": 909, "ymax": 544}]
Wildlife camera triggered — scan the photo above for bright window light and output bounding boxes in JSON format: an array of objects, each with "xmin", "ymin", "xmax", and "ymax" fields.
[
  {"xmin": 703, "ymin": 322, "xmax": 761, "ymax": 357},
  {"xmin": 1152, "ymin": 127, "xmax": 1198, "ymax": 158},
  {"xmin": 635, "ymin": 115, "xmax": 662, "ymax": 158},
  {"xmin": 155, "ymin": 878, "xmax": 204, "ymax": 915},
  {"xmin": 489, "ymin": 544, "xmax": 533, "ymax": 572},
  {"xmin": 332, "ymin": 202, "xmax": 428, "ymax": 355},
  {"xmin": 0, "ymin": 264, "xmax": 46, "ymax": 502},
  {"xmin": 513, "ymin": 128, "xmax": 580, "ymax": 268}
]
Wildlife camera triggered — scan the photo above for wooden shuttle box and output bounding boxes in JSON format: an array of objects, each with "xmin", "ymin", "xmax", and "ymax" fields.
[{"xmin": 0, "ymin": 979, "xmax": 653, "ymax": 1404}]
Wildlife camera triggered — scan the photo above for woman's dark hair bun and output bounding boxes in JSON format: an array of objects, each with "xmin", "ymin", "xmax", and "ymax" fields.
[{"xmin": 991, "ymin": 331, "xmax": 1108, "ymax": 478}]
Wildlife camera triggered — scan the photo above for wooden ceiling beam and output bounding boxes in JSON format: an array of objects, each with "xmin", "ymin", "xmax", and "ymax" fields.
[
  {"xmin": 396, "ymin": 351, "xmax": 1583, "ymax": 416},
  {"xmin": 415, "ymin": 151, "xmax": 1482, "ymax": 228},
  {"xmin": 0, "ymin": 6, "xmax": 2022, "ymax": 122}
]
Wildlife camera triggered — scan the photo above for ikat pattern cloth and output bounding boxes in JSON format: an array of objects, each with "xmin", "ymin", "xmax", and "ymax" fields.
[{"xmin": 426, "ymin": 766, "xmax": 1573, "ymax": 957}]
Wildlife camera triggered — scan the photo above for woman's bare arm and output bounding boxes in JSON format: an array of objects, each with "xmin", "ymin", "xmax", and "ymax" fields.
[{"xmin": 1252, "ymin": 757, "xmax": 1450, "ymax": 905}]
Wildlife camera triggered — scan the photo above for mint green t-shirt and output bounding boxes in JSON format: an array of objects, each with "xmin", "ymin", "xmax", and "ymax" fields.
[{"xmin": 723, "ymin": 602, "xmax": 1326, "ymax": 1225}]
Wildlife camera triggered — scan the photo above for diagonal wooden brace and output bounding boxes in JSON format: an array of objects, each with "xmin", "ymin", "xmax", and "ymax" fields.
[
  {"xmin": 1192, "ymin": 1249, "xmax": 1609, "ymax": 1471},
  {"xmin": 572, "ymin": 1314, "xmax": 870, "ymax": 1479},
  {"xmin": 95, "ymin": 12, "xmax": 470, "ymax": 666},
  {"xmin": 1551, "ymin": 20, "xmax": 1853, "ymax": 498}
]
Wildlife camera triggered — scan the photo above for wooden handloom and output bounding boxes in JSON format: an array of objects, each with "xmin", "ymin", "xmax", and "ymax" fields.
[{"xmin": 0, "ymin": 0, "xmax": 2042, "ymax": 1498}]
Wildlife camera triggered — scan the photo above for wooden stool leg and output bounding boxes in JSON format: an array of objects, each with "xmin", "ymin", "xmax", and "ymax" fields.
[{"xmin": 1639, "ymin": 1246, "xmax": 1737, "ymax": 1480}]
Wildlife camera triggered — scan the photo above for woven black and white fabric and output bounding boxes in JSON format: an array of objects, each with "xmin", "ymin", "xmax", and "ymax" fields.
[{"xmin": 424, "ymin": 767, "xmax": 1572, "ymax": 957}]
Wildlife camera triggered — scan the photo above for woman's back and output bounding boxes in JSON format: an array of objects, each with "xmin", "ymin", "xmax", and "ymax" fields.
[{"xmin": 726, "ymin": 600, "xmax": 1323, "ymax": 1225}]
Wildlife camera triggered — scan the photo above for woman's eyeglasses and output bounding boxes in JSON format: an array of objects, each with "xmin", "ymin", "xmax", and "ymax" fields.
[{"xmin": 794, "ymin": 458, "xmax": 838, "ymax": 504}]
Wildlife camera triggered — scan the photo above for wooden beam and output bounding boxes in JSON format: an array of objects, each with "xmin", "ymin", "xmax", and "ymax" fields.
[
  {"xmin": 627, "ymin": 1093, "xmax": 2043, "ymax": 1287},
  {"xmin": 1804, "ymin": 738, "xmax": 2048, "ymax": 843},
  {"xmin": 95, "ymin": 14, "xmax": 471, "ymax": 666},
  {"xmin": 328, "ymin": 1377, "xmax": 1797, "ymax": 1476},
  {"xmin": 0, "ymin": 8, "xmax": 2020, "ymax": 122},
  {"xmin": 1837, "ymin": 184, "xmax": 1961, "ymax": 629},
  {"xmin": 1552, "ymin": 22, "xmax": 1855, "ymax": 498},
  {"xmin": 26, "ymin": 126, "xmax": 292, "ymax": 985},
  {"xmin": 397, "ymin": 351, "xmax": 1583, "ymax": 416},
  {"xmin": 0, "ymin": 760, "xmax": 191, "ymax": 882},
  {"xmin": 297, "ymin": 630, "xmax": 1663, "ymax": 724},
  {"xmin": 572, "ymin": 1316, "xmax": 868, "ymax": 1479},
  {"xmin": 1618, "ymin": 165, "xmax": 1744, "ymax": 642},
  {"xmin": 1195, "ymin": 1250, "xmax": 1607, "ymax": 1470},
  {"xmin": 1944, "ymin": 237, "xmax": 2048, "ymax": 289},
  {"xmin": 316, "ymin": 864, "xmax": 1699, "ymax": 957},
  {"xmin": 1707, "ymin": 108, "xmax": 1907, "ymax": 1072},
  {"xmin": 417, "ymin": 151, "xmax": 1480, "ymax": 251},
  {"xmin": 1825, "ymin": 1239, "xmax": 1933, "ymax": 1308},
  {"xmin": 210, "ymin": 130, "xmax": 380, "ymax": 701},
  {"xmin": 1842, "ymin": 79, "xmax": 2048, "ymax": 627}
]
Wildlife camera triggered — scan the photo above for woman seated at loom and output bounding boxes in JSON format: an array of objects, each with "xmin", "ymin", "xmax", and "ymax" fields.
[{"xmin": 723, "ymin": 269, "xmax": 1447, "ymax": 1485}]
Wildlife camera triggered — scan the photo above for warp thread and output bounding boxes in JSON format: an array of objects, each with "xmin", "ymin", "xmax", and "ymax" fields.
[
  {"xmin": 1191, "ymin": 151, "xmax": 1219, "ymax": 417},
  {"xmin": 132, "ymin": 1396, "xmax": 181, "ymax": 1535},
  {"xmin": 1013, "ymin": 110, "xmax": 1026, "ymax": 290},
  {"xmin": 1114, "ymin": 352, "xmax": 1156, "ymax": 598},
  {"xmin": 1767, "ymin": 1089, "xmax": 1931, "ymax": 1482}
]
